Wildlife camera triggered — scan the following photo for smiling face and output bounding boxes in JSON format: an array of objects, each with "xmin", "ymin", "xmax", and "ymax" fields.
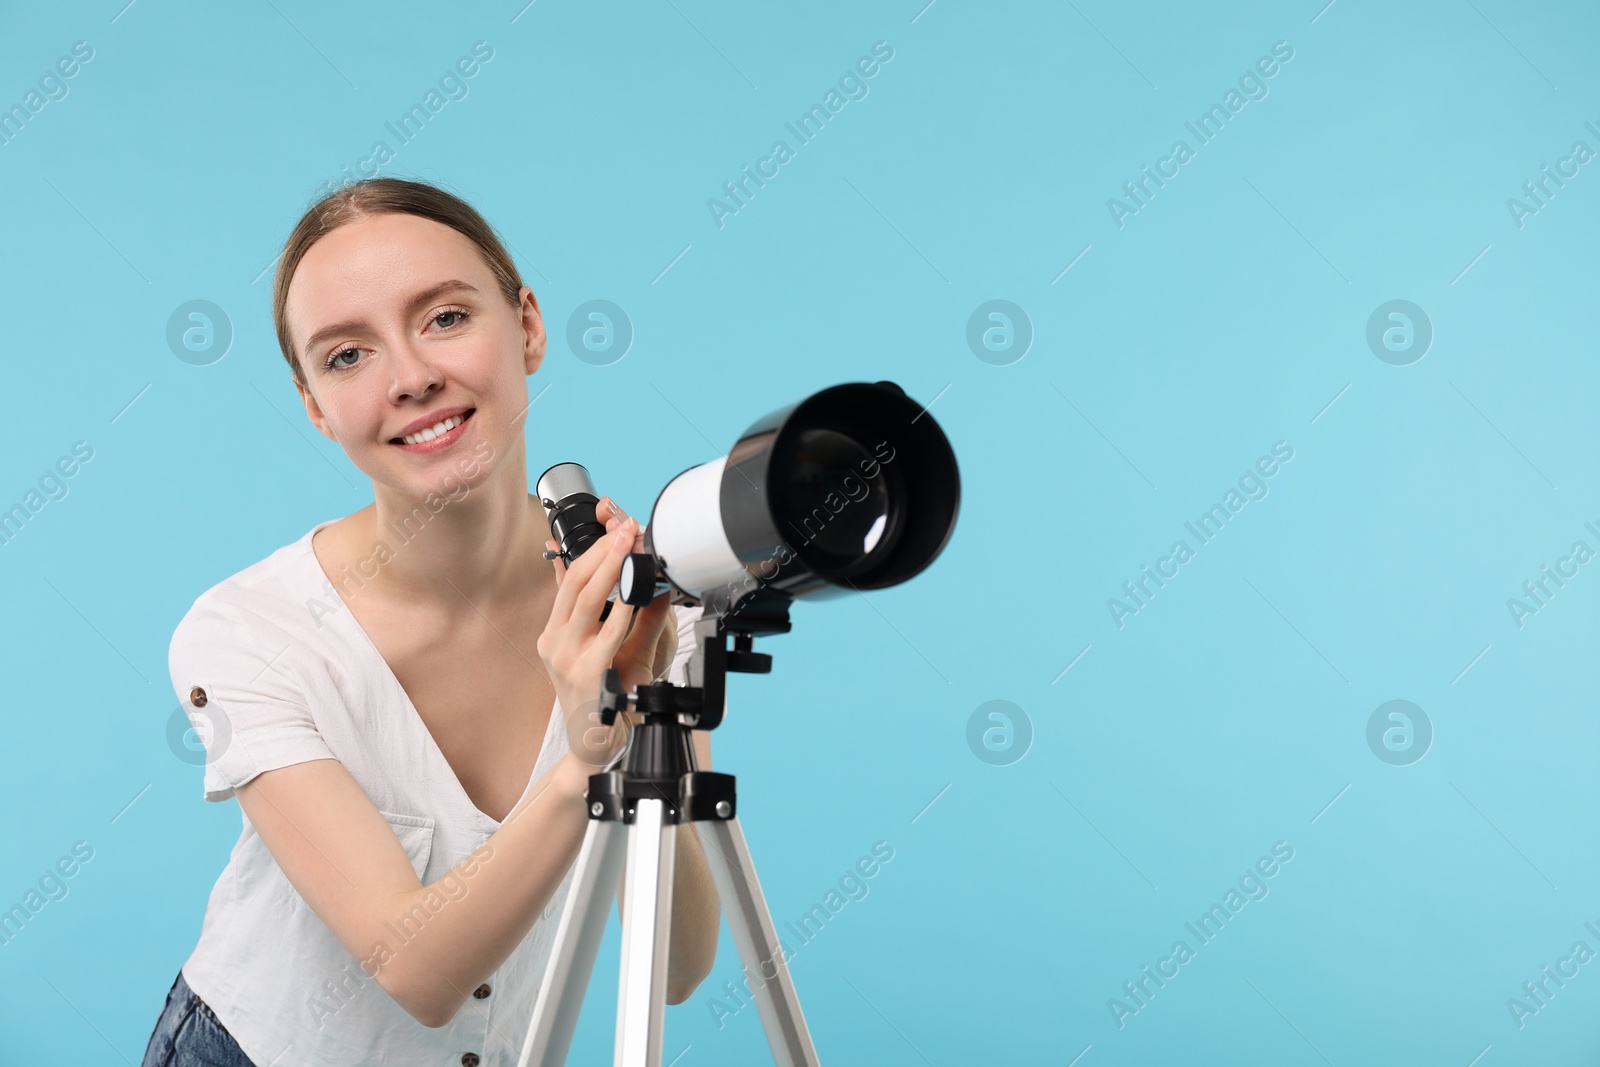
[{"xmin": 286, "ymin": 212, "xmax": 545, "ymax": 498}]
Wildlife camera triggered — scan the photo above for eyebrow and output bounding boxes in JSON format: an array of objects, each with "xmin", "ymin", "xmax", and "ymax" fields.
[{"xmin": 302, "ymin": 279, "xmax": 481, "ymax": 363}]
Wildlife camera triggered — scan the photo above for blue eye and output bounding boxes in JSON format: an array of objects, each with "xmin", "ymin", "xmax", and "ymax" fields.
[
  {"xmin": 323, "ymin": 347, "xmax": 361, "ymax": 371},
  {"xmin": 320, "ymin": 307, "xmax": 470, "ymax": 372}
]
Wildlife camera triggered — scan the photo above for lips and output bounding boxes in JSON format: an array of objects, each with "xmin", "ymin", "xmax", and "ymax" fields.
[
  {"xmin": 389, "ymin": 406, "xmax": 475, "ymax": 443},
  {"xmin": 390, "ymin": 407, "xmax": 475, "ymax": 445},
  {"xmin": 390, "ymin": 408, "xmax": 475, "ymax": 453}
]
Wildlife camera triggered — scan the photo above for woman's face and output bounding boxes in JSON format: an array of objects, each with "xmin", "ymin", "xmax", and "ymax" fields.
[{"xmin": 287, "ymin": 211, "xmax": 543, "ymax": 499}]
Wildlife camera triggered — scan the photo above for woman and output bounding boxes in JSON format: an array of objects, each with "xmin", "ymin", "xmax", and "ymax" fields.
[{"xmin": 141, "ymin": 177, "xmax": 720, "ymax": 1066}]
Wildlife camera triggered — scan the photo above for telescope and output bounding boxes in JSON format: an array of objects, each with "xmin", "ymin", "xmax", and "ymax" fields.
[
  {"xmin": 524, "ymin": 379, "xmax": 958, "ymax": 1065},
  {"xmin": 537, "ymin": 379, "xmax": 960, "ymax": 625}
]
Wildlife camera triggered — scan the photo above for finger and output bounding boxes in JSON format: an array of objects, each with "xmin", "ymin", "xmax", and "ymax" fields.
[
  {"xmin": 617, "ymin": 593, "xmax": 674, "ymax": 676},
  {"xmin": 597, "ymin": 497, "xmax": 650, "ymax": 555},
  {"xmin": 550, "ymin": 515, "xmax": 633, "ymax": 626},
  {"xmin": 600, "ymin": 497, "xmax": 638, "ymax": 546},
  {"xmin": 598, "ymin": 495, "xmax": 627, "ymax": 531},
  {"xmin": 591, "ymin": 575, "xmax": 638, "ymax": 658},
  {"xmin": 638, "ymin": 589, "xmax": 673, "ymax": 629},
  {"xmin": 654, "ymin": 595, "xmax": 679, "ymax": 670},
  {"xmin": 566, "ymin": 516, "xmax": 636, "ymax": 629},
  {"xmin": 615, "ymin": 595, "xmax": 664, "ymax": 657}
]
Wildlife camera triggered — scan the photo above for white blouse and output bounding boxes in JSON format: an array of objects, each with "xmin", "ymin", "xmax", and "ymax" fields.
[{"xmin": 168, "ymin": 516, "xmax": 701, "ymax": 1065}]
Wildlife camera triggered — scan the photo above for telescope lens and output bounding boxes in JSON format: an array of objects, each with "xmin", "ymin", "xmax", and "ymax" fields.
[
  {"xmin": 646, "ymin": 380, "xmax": 956, "ymax": 604},
  {"xmin": 776, "ymin": 428, "xmax": 898, "ymax": 572}
]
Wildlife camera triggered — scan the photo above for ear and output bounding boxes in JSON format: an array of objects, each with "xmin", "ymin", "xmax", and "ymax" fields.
[
  {"xmin": 294, "ymin": 375, "xmax": 338, "ymax": 443},
  {"xmin": 519, "ymin": 286, "xmax": 546, "ymax": 377}
]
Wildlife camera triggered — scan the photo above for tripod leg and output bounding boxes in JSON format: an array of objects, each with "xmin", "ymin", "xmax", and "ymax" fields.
[
  {"xmin": 696, "ymin": 816, "xmax": 820, "ymax": 1067},
  {"xmin": 519, "ymin": 817, "xmax": 628, "ymax": 1067},
  {"xmin": 615, "ymin": 797, "xmax": 677, "ymax": 1067}
]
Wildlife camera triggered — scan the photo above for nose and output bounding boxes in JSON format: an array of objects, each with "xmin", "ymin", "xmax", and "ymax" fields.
[{"xmin": 386, "ymin": 341, "xmax": 441, "ymax": 404}]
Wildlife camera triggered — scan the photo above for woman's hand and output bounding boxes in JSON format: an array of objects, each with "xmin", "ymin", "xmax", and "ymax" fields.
[
  {"xmin": 539, "ymin": 495, "xmax": 677, "ymax": 769},
  {"xmin": 591, "ymin": 495, "xmax": 678, "ymax": 685}
]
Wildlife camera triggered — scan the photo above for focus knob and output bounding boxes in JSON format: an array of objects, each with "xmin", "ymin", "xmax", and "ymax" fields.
[
  {"xmin": 598, "ymin": 668, "xmax": 628, "ymax": 724},
  {"xmin": 619, "ymin": 553, "xmax": 658, "ymax": 606}
]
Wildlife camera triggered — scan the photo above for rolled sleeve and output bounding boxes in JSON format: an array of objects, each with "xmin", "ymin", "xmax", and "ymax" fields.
[{"xmin": 169, "ymin": 597, "xmax": 335, "ymax": 802}]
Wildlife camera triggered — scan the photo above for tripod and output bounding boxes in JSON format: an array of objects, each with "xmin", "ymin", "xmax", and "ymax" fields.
[{"xmin": 517, "ymin": 592, "xmax": 821, "ymax": 1067}]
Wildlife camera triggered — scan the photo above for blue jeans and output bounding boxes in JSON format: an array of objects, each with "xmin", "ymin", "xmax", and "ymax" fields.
[{"xmin": 141, "ymin": 968, "xmax": 258, "ymax": 1067}]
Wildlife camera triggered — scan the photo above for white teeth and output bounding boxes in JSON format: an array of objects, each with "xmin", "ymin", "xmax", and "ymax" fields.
[{"xmin": 400, "ymin": 413, "xmax": 465, "ymax": 445}]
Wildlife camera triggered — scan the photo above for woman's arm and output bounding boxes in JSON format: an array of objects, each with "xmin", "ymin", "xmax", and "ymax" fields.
[
  {"xmin": 234, "ymin": 748, "xmax": 595, "ymax": 1028},
  {"xmin": 235, "ymin": 711, "xmax": 720, "ymax": 1027}
]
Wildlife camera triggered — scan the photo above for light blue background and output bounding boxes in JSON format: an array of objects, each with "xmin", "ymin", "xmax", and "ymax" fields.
[{"xmin": 2, "ymin": 0, "xmax": 1598, "ymax": 1063}]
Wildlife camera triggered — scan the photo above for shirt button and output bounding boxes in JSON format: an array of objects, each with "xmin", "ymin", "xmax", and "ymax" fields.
[
  {"xmin": 189, "ymin": 686, "xmax": 208, "ymax": 707},
  {"xmin": 472, "ymin": 983, "xmax": 492, "ymax": 999},
  {"xmin": 461, "ymin": 1055, "xmax": 480, "ymax": 1067}
]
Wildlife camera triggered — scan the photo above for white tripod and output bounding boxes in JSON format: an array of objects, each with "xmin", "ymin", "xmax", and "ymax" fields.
[{"xmin": 517, "ymin": 604, "xmax": 821, "ymax": 1067}]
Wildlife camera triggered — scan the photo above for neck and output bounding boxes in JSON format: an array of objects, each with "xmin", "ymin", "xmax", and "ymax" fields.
[{"xmin": 358, "ymin": 444, "xmax": 553, "ymax": 610}]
